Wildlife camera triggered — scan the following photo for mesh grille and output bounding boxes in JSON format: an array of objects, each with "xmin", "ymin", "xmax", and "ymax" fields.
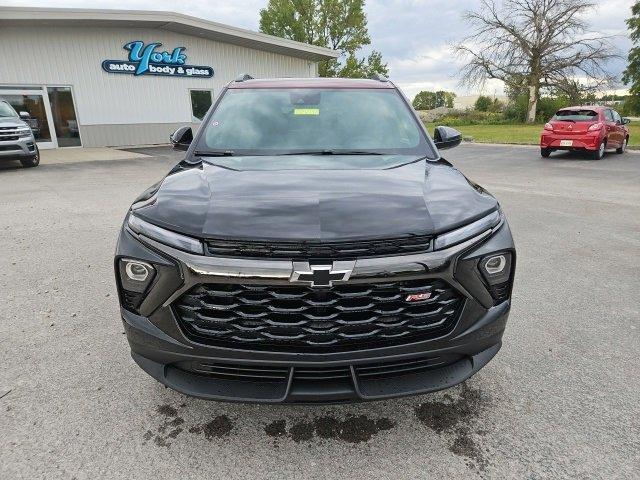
[{"xmin": 174, "ymin": 278, "xmax": 463, "ymax": 351}]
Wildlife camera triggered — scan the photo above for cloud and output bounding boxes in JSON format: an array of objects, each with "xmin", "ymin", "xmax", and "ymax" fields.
[
  {"xmin": 1, "ymin": 0, "xmax": 633, "ymax": 99},
  {"xmin": 366, "ymin": 0, "xmax": 632, "ymax": 98},
  {"xmin": 0, "ymin": 0, "xmax": 264, "ymax": 29}
]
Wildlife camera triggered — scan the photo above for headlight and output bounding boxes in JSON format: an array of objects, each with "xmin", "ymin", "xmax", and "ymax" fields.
[
  {"xmin": 127, "ymin": 214, "xmax": 204, "ymax": 254},
  {"xmin": 17, "ymin": 126, "xmax": 31, "ymax": 137},
  {"xmin": 434, "ymin": 210, "xmax": 502, "ymax": 250}
]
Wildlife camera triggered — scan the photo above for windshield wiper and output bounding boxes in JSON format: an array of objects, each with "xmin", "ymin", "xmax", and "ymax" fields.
[
  {"xmin": 193, "ymin": 149, "xmax": 235, "ymax": 157},
  {"xmin": 556, "ymin": 119, "xmax": 576, "ymax": 123},
  {"xmin": 281, "ymin": 150, "xmax": 385, "ymax": 155}
]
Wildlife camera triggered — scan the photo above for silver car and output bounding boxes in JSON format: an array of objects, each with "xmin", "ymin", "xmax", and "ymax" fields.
[{"xmin": 0, "ymin": 100, "xmax": 39, "ymax": 168}]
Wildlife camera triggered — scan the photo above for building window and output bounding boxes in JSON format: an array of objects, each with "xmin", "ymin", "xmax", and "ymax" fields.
[{"xmin": 190, "ymin": 90, "xmax": 213, "ymax": 122}]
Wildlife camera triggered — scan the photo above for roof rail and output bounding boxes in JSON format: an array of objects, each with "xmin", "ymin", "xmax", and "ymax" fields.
[
  {"xmin": 234, "ymin": 74, "xmax": 254, "ymax": 82},
  {"xmin": 369, "ymin": 73, "xmax": 388, "ymax": 82}
]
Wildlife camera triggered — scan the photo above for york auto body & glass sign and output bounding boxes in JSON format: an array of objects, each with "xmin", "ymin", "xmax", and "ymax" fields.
[{"xmin": 102, "ymin": 41, "xmax": 214, "ymax": 78}]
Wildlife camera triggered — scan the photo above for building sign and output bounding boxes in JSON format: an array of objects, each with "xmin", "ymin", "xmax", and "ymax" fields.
[{"xmin": 102, "ymin": 41, "xmax": 213, "ymax": 78}]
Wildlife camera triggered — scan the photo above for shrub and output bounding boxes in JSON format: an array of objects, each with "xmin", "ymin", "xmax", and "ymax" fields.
[
  {"xmin": 475, "ymin": 95, "xmax": 493, "ymax": 112},
  {"xmin": 504, "ymin": 94, "xmax": 570, "ymax": 122},
  {"xmin": 433, "ymin": 110, "xmax": 508, "ymax": 126}
]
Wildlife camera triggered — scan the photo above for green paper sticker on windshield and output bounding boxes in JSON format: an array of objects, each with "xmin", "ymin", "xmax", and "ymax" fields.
[{"xmin": 294, "ymin": 108, "xmax": 320, "ymax": 115}]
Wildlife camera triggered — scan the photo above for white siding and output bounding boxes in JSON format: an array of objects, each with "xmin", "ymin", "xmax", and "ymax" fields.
[{"xmin": 0, "ymin": 26, "xmax": 315, "ymax": 136}]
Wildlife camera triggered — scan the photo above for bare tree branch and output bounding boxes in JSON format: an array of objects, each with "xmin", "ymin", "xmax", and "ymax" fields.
[{"xmin": 453, "ymin": 0, "xmax": 620, "ymax": 121}]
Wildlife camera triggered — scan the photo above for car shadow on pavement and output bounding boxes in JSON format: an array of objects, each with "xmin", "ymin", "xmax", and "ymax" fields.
[
  {"xmin": 540, "ymin": 150, "xmax": 620, "ymax": 162},
  {"xmin": 0, "ymin": 160, "xmax": 26, "ymax": 172}
]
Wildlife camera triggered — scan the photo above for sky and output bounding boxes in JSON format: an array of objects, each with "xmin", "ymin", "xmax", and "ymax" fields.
[{"xmin": 1, "ymin": 0, "xmax": 633, "ymax": 99}]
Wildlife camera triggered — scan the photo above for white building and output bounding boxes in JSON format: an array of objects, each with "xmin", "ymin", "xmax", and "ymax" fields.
[{"xmin": 0, "ymin": 7, "xmax": 338, "ymax": 149}]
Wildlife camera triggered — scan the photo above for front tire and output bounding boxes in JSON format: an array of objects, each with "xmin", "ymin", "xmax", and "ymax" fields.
[
  {"xmin": 540, "ymin": 148, "xmax": 551, "ymax": 158},
  {"xmin": 591, "ymin": 141, "xmax": 605, "ymax": 160},
  {"xmin": 20, "ymin": 146, "xmax": 39, "ymax": 168},
  {"xmin": 616, "ymin": 137, "xmax": 628, "ymax": 154}
]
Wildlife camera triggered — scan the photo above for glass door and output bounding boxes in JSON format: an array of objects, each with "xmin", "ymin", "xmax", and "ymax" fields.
[
  {"xmin": 0, "ymin": 87, "xmax": 57, "ymax": 149},
  {"xmin": 47, "ymin": 87, "xmax": 82, "ymax": 147}
]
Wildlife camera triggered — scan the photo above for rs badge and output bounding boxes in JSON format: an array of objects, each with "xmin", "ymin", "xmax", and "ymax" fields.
[{"xmin": 406, "ymin": 292, "xmax": 432, "ymax": 302}]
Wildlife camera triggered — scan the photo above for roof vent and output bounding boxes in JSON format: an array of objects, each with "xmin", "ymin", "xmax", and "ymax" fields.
[
  {"xmin": 369, "ymin": 73, "xmax": 388, "ymax": 82},
  {"xmin": 234, "ymin": 74, "xmax": 254, "ymax": 82}
]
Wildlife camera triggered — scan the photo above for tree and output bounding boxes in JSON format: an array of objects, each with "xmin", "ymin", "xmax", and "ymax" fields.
[
  {"xmin": 436, "ymin": 91, "xmax": 457, "ymax": 108},
  {"xmin": 412, "ymin": 90, "xmax": 456, "ymax": 110},
  {"xmin": 475, "ymin": 95, "xmax": 493, "ymax": 112},
  {"xmin": 623, "ymin": 2, "xmax": 640, "ymax": 115},
  {"xmin": 412, "ymin": 91, "xmax": 437, "ymax": 110},
  {"xmin": 259, "ymin": 0, "xmax": 388, "ymax": 78},
  {"xmin": 455, "ymin": 0, "xmax": 618, "ymax": 123}
]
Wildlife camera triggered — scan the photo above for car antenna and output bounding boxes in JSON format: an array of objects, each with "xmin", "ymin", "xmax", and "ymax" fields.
[
  {"xmin": 234, "ymin": 73, "xmax": 254, "ymax": 82},
  {"xmin": 369, "ymin": 73, "xmax": 388, "ymax": 82}
]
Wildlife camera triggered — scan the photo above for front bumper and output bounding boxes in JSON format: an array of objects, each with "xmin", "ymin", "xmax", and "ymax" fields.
[
  {"xmin": 0, "ymin": 136, "xmax": 37, "ymax": 159},
  {"xmin": 116, "ymin": 219, "xmax": 515, "ymax": 403}
]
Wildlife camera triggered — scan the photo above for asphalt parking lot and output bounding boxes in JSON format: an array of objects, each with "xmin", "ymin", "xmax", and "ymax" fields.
[{"xmin": 1, "ymin": 144, "xmax": 639, "ymax": 479}]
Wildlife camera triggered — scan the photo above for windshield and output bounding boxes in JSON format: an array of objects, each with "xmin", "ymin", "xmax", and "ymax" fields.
[
  {"xmin": 197, "ymin": 88, "xmax": 432, "ymax": 165},
  {"xmin": 0, "ymin": 102, "xmax": 18, "ymax": 118},
  {"xmin": 552, "ymin": 109, "xmax": 598, "ymax": 122}
]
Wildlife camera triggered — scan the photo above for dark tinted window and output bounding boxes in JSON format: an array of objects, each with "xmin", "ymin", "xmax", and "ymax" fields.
[
  {"xmin": 612, "ymin": 110, "xmax": 621, "ymax": 123},
  {"xmin": 553, "ymin": 109, "xmax": 598, "ymax": 121},
  {"xmin": 190, "ymin": 90, "xmax": 213, "ymax": 121}
]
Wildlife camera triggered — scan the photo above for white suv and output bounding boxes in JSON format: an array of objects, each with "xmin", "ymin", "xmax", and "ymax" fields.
[{"xmin": 0, "ymin": 101, "xmax": 39, "ymax": 168}]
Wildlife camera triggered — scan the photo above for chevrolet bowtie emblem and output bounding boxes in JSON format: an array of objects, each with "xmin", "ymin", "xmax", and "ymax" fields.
[{"xmin": 290, "ymin": 261, "xmax": 354, "ymax": 287}]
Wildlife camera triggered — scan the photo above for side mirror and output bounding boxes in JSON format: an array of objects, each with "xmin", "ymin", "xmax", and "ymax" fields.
[
  {"xmin": 170, "ymin": 126, "xmax": 193, "ymax": 151},
  {"xmin": 433, "ymin": 126, "xmax": 462, "ymax": 150},
  {"xmin": 19, "ymin": 111, "xmax": 30, "ymax": 120},
  {"xmin": 622, "ymin": 117, "xmax": 631, "ymax": 125}
]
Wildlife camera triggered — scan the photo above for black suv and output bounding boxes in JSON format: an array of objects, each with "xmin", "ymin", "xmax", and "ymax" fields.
[{"xmin": 115, "ymin": 76, "xmax": 515, "ymax": 403}]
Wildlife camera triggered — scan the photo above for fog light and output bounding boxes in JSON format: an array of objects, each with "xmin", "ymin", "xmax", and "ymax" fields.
[
  {"xmin": 125, "ymin": 261, "xmax": 150, "ymax": 281},
  {"xmin": 483, "ymin": 255, "xmax": 506, "ymax": 275},
  {"xmin": 479, "ymin": 251, "xmax": 512, "ymax": 285},
  {"xmin": 479, "ymin": 251, "xmax": 513, "ymax": 304},
  {"xmin": 118, "ymin": 258, "xmax": 156, "ymax": 294}
]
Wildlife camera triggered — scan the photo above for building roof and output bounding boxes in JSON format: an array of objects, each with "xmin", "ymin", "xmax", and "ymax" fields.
[
  {"xmin": 0, "ymin": 7, "xmax": 339, "ymax": 62},
  {"xmin": 229, "ymin": 78, "xmax": 394, "ymax": 89}
]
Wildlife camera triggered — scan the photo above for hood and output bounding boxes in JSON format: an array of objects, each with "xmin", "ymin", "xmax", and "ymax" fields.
[
  {"xmin": 134, "ymin": 158, "xmax": 498, "ymax": 241},
  {"xmin": 0, "ymin": 117, "xmax": 27, "ymax": 128}
]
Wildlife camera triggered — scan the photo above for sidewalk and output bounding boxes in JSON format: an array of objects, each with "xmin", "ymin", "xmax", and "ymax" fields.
[{"xmin": 40, "ymin": 147, "xmax": 151, "ymax": 165}]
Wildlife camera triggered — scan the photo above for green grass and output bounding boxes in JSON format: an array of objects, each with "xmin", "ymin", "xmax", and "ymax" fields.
[{"xmin": 424, "ymin": 122, "xmax": 640, "ymax": 147}]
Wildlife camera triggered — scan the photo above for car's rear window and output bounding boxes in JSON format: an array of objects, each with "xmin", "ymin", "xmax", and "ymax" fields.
[{"xmin": 552, "ymin": 109, "xmax": 598, "ymax": 121}]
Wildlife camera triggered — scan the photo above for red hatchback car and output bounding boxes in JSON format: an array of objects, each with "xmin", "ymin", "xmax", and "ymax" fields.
[{"xmin": 540, "ymin": 106, "xmax": 630, "ymax": 159}]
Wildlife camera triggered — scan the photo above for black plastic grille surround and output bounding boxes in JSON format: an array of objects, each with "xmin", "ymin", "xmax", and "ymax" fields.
[
  {"xmin": 489, "ymin": 281, "xmax": 511, "ymax": 304},
  {"xmin": 174, "ymin": 278, "xmax": 463, "ymax": 351},
  {"xmin": 181, "ymin": 353, "xmax": 464, "ymax": 382},
  {"xmin": 205, "ymin": 236, "xmax": 432, "ymax": 259}
]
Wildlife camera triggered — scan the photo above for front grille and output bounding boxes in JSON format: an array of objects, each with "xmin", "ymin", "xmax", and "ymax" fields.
[
  {"xmin": 174, "ymin": 278, "xmax": 463, "ymax": 351},
  {"xmin": 0, "ymin": 145, "xmax": 21, "ymax": 152},
  {"xmin": 0, "ymin": 127, "xmax": 21, "ymax": 143},
  {"xmin": 205, "ymin": 236, "xmax": 432, "ymax": 259},
  {"xmin": 180, "ymin": 353, "xmax": 463, "ymax": 382}
]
